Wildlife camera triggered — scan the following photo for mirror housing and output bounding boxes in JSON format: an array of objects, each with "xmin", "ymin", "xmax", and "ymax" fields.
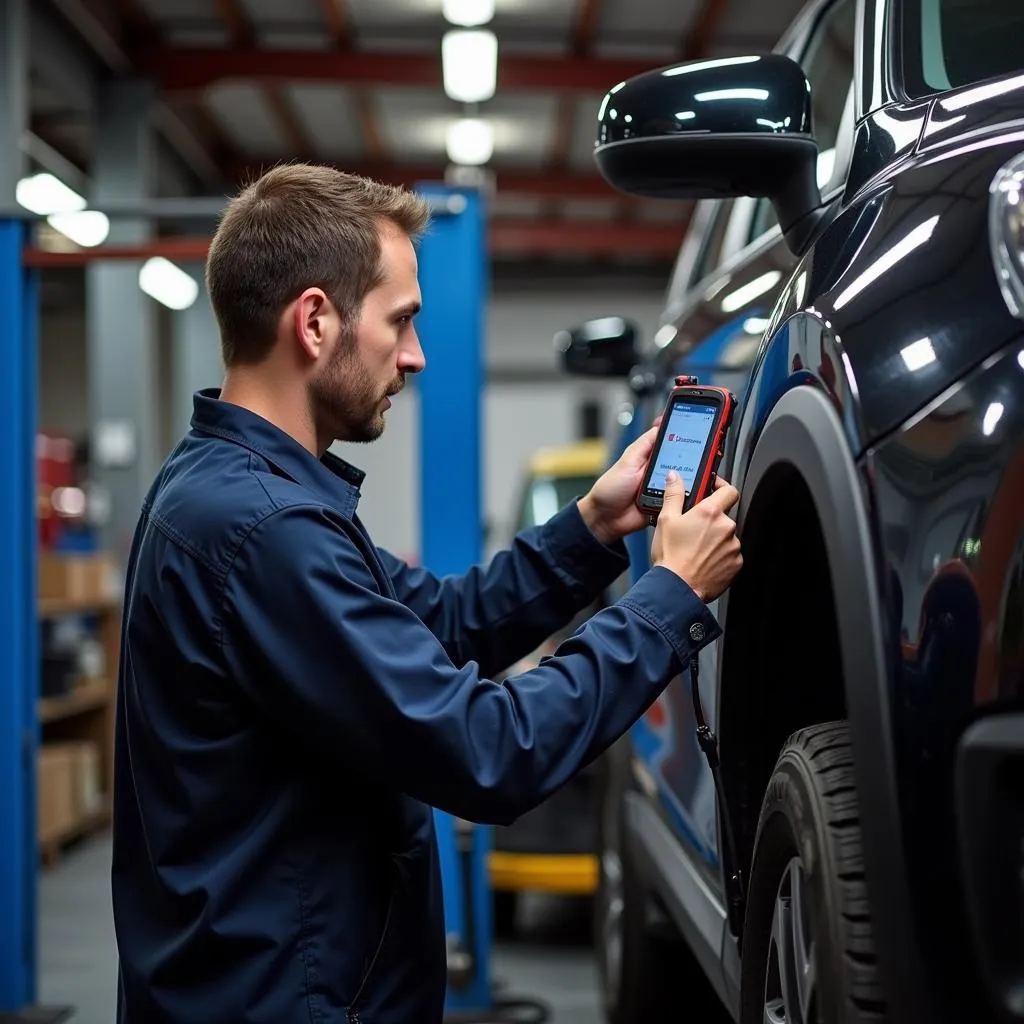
[
  {"xmin": 555, "ymin": 316, "xmax": 639, "ymax": 377},
  {"xmin": 594, "ymin": 54, "xmax": 825, "ymax": 255}
]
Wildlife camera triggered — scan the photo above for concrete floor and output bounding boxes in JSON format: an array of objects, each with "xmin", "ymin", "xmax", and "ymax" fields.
[{"xmin": 37, "ymin": 831, "xmax": 602, "ymax": 1023}]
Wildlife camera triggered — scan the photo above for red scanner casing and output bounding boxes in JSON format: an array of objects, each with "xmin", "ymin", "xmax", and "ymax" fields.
[{"xmin": 635, "ymin": 376, "xmax": 737, "ymax": 520}]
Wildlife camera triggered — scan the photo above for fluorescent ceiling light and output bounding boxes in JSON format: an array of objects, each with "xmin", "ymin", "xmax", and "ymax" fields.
[
  {"xmin": 46, "ymin": 211, "xmax": 110, "ymax": 248},
  {"xmin": 138, "ymin": 257, "xmax": 199, "ymax": 311},
  {"xmin": 900, "ymin": 336, "xmax": 936, "ymax": 371},
  {"xmin": 1018, "ymin": 349, "xmax": 1024, "ymax": 370},
  {"xmin": 720, "ymin": 270, "xmax": 782, "ymax": 313},
  {"xmin": 442, "ymin": 0, "xmax": 494, "ymax": 27},
  {"xmin": 442, "ymin": 29, "xmax": 497, "ymax": 103},
  {"xmin": 743, "ymin": 317, "xmax": 770, "ymax": 335},
  {"xmin": 446, "ymin": 118, "xmax": 494, "ymax": 166},
  {"xmin": 16, "ymin": 173, "xmax": 86, "ymax": 216}
]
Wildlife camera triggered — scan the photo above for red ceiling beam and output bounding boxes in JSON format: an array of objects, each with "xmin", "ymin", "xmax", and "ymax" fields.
[
  {"xmin": 22, "ymin": 220, "xmax": 684, "ymax": 264},
  {"xmin": 228, "ymin": 162, "xmax": 620, "ymax": 199},
  {"xmin": 134, "ymin": 47, "xmax": 659, "ymax": 94}
]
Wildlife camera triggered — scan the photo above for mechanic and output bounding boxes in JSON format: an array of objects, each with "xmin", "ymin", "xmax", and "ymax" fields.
[{"xmin": 110, "ymin": 162, "xmax": 743, "ymax": 1024}]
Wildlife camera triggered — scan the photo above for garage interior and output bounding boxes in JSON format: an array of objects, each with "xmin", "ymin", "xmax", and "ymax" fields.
[{"xmin": 3, "ymin": 0, "xmax": 831, "ymax": 1022}]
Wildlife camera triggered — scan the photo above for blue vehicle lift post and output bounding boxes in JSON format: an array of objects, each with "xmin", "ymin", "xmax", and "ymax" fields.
[
  {"xmin": 415, "ymin": 184, "xmax": 494, "ymax": 1021},
  {"xmin": 0, "ymin": 213, "xmax": 41, "ymax": 1021},
  {"xmin": 415, "ymin": 185, "xmax": 548, "ymax": 1024}
]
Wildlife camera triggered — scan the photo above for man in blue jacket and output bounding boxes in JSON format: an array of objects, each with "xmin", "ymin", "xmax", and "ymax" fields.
[{"xmin": 111, "ymin": 163, "xmax": 742, "ymax": 1024}]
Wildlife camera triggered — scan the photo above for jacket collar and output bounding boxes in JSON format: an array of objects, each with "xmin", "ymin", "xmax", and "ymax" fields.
[{"xmin": 189, "ymin": 388, "xmax": 365, "ymax": 517}]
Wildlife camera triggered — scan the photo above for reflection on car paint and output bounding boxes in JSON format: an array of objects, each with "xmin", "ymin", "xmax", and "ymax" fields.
[{"xmin": 868, "ymin": 339, "xmax": 1024, "ymax": 995}]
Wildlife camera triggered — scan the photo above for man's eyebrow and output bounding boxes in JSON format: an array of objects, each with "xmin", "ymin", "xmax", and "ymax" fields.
[{"xmin": 392, "ymin": 300, "xmax": 422, "ymax": 318}]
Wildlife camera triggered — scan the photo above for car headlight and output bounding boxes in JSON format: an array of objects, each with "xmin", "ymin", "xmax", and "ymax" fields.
[{"xmin": 989, "ymin": 152, "xmax": 1024, "ymax": 320}]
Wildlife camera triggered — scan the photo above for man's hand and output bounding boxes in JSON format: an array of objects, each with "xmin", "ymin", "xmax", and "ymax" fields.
[
  {"xmin": 651, "ymin": 471, "xmax": 742, "ymax": 602},
  {"xmin": 577, "ymin": 418, "xmax": 662, "ymax": 545}
]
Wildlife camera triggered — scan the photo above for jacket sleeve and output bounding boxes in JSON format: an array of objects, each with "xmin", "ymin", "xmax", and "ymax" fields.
[
  {"xmin": 374, "ymin": 501, "xmax": 631, "ymax": 675},
  {"xmin": 220, "ymin": 503, "xmax": 721, "ymax": 825}
]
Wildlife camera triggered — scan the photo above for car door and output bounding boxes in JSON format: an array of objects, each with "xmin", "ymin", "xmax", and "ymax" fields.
[{"xmin": 628, "ymin": 0, "xmax": 860, "ymax": 892}]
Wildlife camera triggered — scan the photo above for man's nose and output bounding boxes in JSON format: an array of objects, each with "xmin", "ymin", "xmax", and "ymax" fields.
[{"xmin": 399, "ymin": 331, "xmax": 426, "ymax": 374}]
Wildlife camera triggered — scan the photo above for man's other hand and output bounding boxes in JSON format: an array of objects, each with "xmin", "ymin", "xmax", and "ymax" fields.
[
  {"xmin": 577, "ymin": 418, "xmax": 662, "ymax": 545},
  {"xmin": 651, "ymin": 472, "xmax": 742, "ymax": 602}
]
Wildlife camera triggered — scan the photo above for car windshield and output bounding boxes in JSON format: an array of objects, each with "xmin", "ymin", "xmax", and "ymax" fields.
[
  {"xmin": 518, "ymin": 475, "xmax": 598, "ymax": 529},
  {"xmin": 902, "ymin": 0, "xmax": 1024, "ymax": 96}
]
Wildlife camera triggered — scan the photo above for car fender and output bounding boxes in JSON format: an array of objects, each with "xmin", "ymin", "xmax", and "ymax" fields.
[{"xmin": 717, "ymin": 382, "xmax": 929, "ymax": 1024}]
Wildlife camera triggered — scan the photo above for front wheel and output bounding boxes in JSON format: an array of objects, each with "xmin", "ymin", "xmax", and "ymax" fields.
[{"xmin": 740, "ymin": 722, "xmax": 887, "ymax": 1024}]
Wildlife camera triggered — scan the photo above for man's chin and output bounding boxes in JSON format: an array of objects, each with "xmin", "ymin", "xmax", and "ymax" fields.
[{"xmin": 348, "ymin": 416, "xmax": 386, "ymax": 444}]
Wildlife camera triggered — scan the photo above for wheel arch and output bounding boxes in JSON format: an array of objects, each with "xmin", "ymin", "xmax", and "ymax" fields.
[{"xmin": 718, "ymin": 383, "xmax": 928, "ymax": 1023}]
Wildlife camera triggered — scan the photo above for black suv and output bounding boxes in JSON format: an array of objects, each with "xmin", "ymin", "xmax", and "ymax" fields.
[{"xmin": 567, "ymin": 0, "xmax": 1024, "ymax": 1022}]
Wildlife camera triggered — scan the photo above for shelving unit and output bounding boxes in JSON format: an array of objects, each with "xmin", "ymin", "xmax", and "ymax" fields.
[{"xmin": 37, "ymin": 578, "xmax": 120, "ymax": 867}]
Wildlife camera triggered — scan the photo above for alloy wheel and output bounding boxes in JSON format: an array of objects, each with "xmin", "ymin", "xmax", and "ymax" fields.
[
  {"xmin": 600, "ymin": 847, "xmax": 625, "ymax": 1007},
  {"xmin": 763, "ymin": 856, "xmax": 817, "ymax": 1024}
]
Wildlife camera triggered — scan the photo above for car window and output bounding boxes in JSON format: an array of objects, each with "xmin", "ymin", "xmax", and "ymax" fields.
[
  {"xmin": 747, "ymin": 0, "xmax": 858, "ymax": 242},
  {"xmin": 904, "ymin": 0, "xmax": 1024, "ymax": 95},
  {"xmin": 689, "ymin": 199, "xmax": 737, "ymax": 287}
]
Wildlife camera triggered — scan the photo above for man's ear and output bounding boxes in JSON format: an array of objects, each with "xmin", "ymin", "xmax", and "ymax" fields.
[{"xmin": 292, "ymin": 288, "xmax": 331, "ymax": 362}]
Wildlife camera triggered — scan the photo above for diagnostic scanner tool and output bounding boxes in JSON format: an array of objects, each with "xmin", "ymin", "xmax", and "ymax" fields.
[{"xmin": 636, "ymin": 375, "xmax": 736, "ymax": 522}]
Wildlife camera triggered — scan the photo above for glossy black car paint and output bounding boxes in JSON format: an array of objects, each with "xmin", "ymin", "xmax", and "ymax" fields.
[
  {"xmin": 595, "ymin": 54, "xmax": 825, "ymax": 248},
  {"xmin": 592, "ymin": 11, "xmax": 1024, "ymax": 1024}
]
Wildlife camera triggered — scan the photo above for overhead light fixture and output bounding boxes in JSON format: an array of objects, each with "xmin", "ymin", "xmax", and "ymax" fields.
[
  {"xmin": 16, "ymin": 173, "xmax": 86, "ymax": 216},
  {"xmin": 18, "ymin": 173, "xmax": 112, "ymax": 249},
  {"xmin": 138, "ymin": 257, "xmax": 199, "ymax": 311},
  {"xmin": 743, "ymin": 317, "xmax": 770, "ymax": 335},
  {"xmin": 46, "ymin": 211, "xmax": 110, "ymax": 248},
  {"xmin": 446, "ymin": 118, "xmax": 494, "ymax": 166},
  {"xmin": 442, "ymin": 0, "xmax": 494, "ymax": 27},
  {"xmin": 442, "ymin": 29, "xmax": 497, "ymax": 103}
]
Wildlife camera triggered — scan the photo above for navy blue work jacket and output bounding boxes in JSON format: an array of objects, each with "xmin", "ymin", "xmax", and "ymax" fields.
[{"xmin": 112, "ymin": 388, "xmax": 721, "ymax": 1024}]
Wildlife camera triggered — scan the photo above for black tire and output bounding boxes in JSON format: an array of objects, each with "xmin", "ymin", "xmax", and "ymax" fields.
[
  {"xmin": 740, "ymin": 722, "xmax": 887, "ymax": 1024},
  {"xmin": 595, "ymin": 741, "xmax": 724, "ymax": 1023},
  {"xmin": 493, "ymin": 889, "xmax": 518, "ymax": 940}
]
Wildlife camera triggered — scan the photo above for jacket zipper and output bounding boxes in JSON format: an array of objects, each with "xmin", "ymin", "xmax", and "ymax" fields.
[{"xmin": 346, "ymin": 889, "xmax": 395, "ymax": 1023}]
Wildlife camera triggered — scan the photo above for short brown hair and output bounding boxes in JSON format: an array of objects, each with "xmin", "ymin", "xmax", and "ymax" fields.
[{"xmin": 206, "ymin": 163, "xmax": 431, "ymax": 366}]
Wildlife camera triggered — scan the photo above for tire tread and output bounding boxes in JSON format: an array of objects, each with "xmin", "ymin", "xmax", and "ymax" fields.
[{"xmin": 786, "ymin": 723, "xmax": 887, "ymax": 1020}]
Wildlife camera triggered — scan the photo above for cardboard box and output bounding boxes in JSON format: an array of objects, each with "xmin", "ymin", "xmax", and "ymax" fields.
[
  {"xmin": 38, "ymin": 552, "xmax": 117, "ymax": 604},
  {"xmin": 72, "ymin": 741, "xmax": 103, "ymax": 816},
  {"xmin": 38, "ymin": 744, "xmax": 77, "ymax": 844}
]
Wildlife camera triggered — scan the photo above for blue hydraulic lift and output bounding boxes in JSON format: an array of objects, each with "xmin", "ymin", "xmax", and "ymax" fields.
[
  {"xmin": 415, "ymin": 184, "xmax": 497, "ymax": 1022},
  {"xmin": 0, "ymin": 219, "xmax": 42, "ymax": 1016},
  {"xmin": 416, "ymin": 184, "xmax": 549, "ymax": 1023}
]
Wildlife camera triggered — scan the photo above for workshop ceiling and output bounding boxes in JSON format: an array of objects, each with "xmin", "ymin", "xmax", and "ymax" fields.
[{"xmin": 30, "ymin": 0, "xmax": 807, "ymax": 265}]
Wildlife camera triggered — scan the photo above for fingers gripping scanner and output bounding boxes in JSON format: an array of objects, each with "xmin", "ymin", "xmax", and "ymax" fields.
[{"xmin": 636, "ymin": 374, "xmax": 737, "ymax": 526}]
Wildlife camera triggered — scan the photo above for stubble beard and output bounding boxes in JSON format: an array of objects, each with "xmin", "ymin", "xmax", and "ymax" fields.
[{"xmin": 310, "ymin": 330, "xmax": 405, "ymax": 445}]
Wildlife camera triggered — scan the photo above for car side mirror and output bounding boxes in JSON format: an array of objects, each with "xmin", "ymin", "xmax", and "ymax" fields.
[
  {"xmin": 594, "ymin": 54, "xmax": 825, "ymax": 256},
  {"xmin": 554, "ymin": 316, "xmax": 639, "ymax": 377}
]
